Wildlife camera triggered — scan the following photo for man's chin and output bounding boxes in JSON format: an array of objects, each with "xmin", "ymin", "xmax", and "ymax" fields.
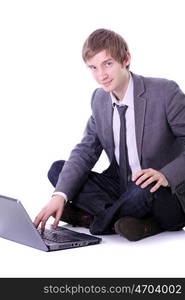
[{"xmin": 101, "ymin": 85, "xmax": 113, "ymax": 93}]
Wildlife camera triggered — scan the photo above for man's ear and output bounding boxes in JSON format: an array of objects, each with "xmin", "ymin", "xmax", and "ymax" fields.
[{"xmin": 124, "ymin": 52, "xmax": 131, "ymax": 67}]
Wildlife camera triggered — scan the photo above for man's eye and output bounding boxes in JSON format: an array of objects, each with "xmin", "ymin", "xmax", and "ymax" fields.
[
  {"xmin": 106, "ymin": 61, "xmax": 113, "ymax": 67},
  {"xmin": 89, "ymin": 66, "xmax": 96, "ymax": 71}
]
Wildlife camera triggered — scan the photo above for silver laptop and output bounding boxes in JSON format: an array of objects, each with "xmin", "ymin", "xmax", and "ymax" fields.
[{"xmin": 0, "ymin": 194, "xmax": 102, "ymax": 251}]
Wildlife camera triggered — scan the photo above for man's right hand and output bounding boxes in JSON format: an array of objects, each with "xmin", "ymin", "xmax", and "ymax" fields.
[{"xmin": 33, "ymin": 195, "xmax": 65, "ymax": 232}]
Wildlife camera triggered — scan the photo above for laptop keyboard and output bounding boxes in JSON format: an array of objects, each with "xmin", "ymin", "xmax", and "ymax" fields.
[{"xmin": 39, "ymin": 228, "xmax": 77, "ymax": 243}]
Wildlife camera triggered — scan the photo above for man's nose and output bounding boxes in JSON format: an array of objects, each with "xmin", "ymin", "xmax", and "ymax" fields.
[{"xmin": 98, "ymin": 69, "xmax": 108, "ymax": 81}]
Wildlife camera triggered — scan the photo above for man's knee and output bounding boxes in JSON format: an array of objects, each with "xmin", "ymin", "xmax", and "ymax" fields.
[
  {"xmin": 118, "ymin": 181, "xmax": 153, "ymax": 218},
  {"xmin": 126, "ymin": 181, "xmax": 153, "ymax": 201},
  {"xmin": 48, "ymin": 160, "xmax": 65, "ymax": 187}
]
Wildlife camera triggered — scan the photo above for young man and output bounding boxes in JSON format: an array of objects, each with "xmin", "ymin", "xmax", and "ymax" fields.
[{"xmin": 34, "ymin": 29, "xmax": 185, "ymax": 241}]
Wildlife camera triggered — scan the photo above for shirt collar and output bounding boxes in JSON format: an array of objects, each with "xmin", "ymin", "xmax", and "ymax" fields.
[{"xmin": 110, "ymin": 73, "xmax": 134, "ymax": 108}]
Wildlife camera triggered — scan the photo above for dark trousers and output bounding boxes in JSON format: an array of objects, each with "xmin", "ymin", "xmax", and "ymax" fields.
[{"xmin": 48, "ymin": 160, "xmax": 185, "ymax": 234}]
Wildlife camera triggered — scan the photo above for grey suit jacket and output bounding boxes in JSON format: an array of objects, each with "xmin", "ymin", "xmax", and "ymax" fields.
[{"xmin": 55, "ymin": 72, "xmax": 185, "ymax": 211}]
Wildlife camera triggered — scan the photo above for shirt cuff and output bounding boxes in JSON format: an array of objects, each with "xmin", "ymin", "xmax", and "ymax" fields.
[{"xmin": 52, "ymin": 191, "xmax": 68, "ymax": 203}]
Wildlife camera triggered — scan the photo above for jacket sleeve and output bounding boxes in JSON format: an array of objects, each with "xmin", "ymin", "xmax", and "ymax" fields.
[
  {"xmin": 160, "ymin": 80, "xmax": 185, "ymax": 195},
  {"xmin": 54, "ymin": 89, "xmax": 103, "ymax": 201}
]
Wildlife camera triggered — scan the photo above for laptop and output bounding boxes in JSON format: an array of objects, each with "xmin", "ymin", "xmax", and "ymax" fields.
[{"xmin": 0, "ymin": 194, "xmax": 102, "ymax": 251}]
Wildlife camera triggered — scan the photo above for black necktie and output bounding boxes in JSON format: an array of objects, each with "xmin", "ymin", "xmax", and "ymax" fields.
[{"xmin": 115, "ymin": 104, "xmax": 129, "ymax": 193}]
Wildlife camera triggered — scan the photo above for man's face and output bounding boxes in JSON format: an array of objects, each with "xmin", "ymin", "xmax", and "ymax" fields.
[{"xmin": 86, "ymin": 49, "xmax": 130, "ymax": 99}]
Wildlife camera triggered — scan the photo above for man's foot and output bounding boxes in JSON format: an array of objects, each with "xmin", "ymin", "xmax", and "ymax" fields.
[
  {"xmin": 114, "ymin": 216, "xmax": 163, "ymax": 241},
  {"xmin": 61, "ymin": 203, "xmax": 93, "ymax": 228}
]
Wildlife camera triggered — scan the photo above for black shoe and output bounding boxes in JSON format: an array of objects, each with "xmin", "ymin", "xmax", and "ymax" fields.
[
  {"xmin": 61, "ymin": 203, "xmax": 93, "ymax": 228},
  {"xmin": 114, "ymin": 216, "xmax": 163, "ymax": 241}
]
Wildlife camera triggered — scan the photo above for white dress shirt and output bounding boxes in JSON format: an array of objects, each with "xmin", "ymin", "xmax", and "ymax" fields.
[{"xmin": 111, "ymin": 73, "xmax": 141, "ymax": 176}]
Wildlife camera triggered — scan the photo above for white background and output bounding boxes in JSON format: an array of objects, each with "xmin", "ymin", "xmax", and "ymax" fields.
[{"xmin": 0, "ymin": 0, "xmax": 185, "ymax": 278}]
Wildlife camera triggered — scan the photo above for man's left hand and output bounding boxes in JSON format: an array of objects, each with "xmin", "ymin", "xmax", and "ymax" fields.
[{"xmin": 132, "ymin": 168, "xmax": 169, "ymax": 193}]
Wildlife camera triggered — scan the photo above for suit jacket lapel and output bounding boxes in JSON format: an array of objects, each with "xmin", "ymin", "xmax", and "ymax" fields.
[
  {"xmin": 103, "ymin": 93, "xmax": 115, "ymax": 160},
  {"xmin": 132, "ymin": 73, "xmax": 147, "ymax": 163}
]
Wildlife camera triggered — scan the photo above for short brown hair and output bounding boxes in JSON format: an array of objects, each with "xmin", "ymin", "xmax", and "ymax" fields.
[{"xmin": 82, "ymin": 28, "xmax": 129, "ymax": 66}]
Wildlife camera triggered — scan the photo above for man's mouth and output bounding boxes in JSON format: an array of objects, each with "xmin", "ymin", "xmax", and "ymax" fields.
[{"xmin": 102, "ymin": 79, "xmax": 113, "ymax": 87}]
